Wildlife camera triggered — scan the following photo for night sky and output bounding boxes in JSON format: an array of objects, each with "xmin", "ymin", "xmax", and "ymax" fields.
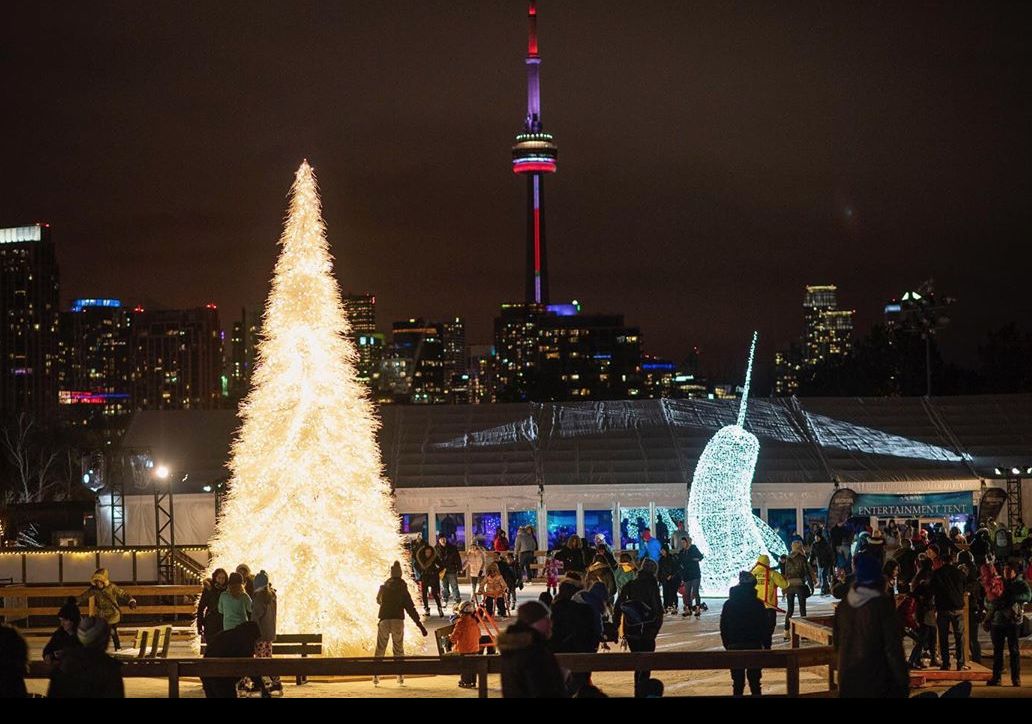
[{"xmin": 3, "ymin": 2, "xmax": 1029, "ymax": 378}]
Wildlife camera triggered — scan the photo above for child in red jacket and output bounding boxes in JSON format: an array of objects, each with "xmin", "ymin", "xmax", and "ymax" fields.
[{"xmin": 449, "ymin": 601, "xmax": 482, "ymax": 689}]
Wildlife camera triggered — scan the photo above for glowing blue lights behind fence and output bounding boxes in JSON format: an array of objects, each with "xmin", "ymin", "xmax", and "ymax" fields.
[{"xmin": 547, "ymin": 510, "xmax": 576, "ymax": 550}]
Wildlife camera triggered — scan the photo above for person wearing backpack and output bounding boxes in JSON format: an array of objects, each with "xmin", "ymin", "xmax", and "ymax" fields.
[
  {"xmin": 782, "ymin": 540, "xmax": 816, "ymax": 640},
  {"xmin": 613, "ymin": 558, "xmax": 664, "ymax": 697},
  {"xmin": 985, "ymin": 559, "xmax": 1032, "ymax": 687},
  {"xmin": 720, "ymin": 571, "xmax": 768, "ymax": 696}
]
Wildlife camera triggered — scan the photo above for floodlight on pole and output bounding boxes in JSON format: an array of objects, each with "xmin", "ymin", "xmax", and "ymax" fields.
[{"xmin": 155, "ymin": 465, "xmax": 170, "ymax": 481}]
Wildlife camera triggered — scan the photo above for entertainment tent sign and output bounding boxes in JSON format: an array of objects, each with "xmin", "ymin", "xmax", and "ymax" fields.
[{"xmin": 853, "ymin": 492, "xmax": 973, "ymax": 519}]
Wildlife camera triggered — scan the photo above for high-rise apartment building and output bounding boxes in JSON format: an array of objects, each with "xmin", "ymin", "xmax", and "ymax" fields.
[
  {"xmin": 803, "ymin": 285, "xmax": 855, "ymax": 366},
  {"xmin": 0, "ymin": 224, "xmax": 60, "ymax": 422},
  {"xmin": 58, "ymin": 298, "xmax": 132, "ymax": 425},
  {"xmin": 130, "ymin": 305, "xmax": 223, "ymax": 410},
  {"xmin": 494, "ymin": 302, "xmax": 643, "ymax": 402}
]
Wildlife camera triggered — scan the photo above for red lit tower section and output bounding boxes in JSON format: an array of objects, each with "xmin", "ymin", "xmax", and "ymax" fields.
[{"xmin": 512, "ymin": 0, "xmax": 558, "ymax": 305}]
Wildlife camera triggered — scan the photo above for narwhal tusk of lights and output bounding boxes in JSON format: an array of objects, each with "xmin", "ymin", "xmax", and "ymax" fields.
[{"xmin": 686, "ymin": 332, "xmax": 787, "ymax": 595}]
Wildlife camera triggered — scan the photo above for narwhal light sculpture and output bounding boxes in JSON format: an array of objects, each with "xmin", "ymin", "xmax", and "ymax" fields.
[{"xmin": 686, "ymin": 332, "xmax": 787, "ymax": 595}]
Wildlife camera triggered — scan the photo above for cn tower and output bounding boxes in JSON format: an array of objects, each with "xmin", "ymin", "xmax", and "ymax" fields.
[{"xmin": 511, "ymin": 0, "xmax": 558, "ymax": 306}]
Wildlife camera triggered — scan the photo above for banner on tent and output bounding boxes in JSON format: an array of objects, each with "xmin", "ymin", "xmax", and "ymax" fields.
[{"xmin": 853, "ymin": 492, "xmax": 972, "ymax": 518}]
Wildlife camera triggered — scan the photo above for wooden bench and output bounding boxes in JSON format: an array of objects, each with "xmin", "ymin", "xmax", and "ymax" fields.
[
  {"xmin": 200, "ymin": 633, "xmax": 322, "ymax": 686},
  {"xmin": 115, "ymin": 626, "xmax": 173, "ymax": 660}
]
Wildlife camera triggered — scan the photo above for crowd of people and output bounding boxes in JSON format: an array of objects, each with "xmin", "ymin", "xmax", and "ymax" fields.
[
  {"xmin": 3, "ymin": 516, "xmax": 1030, "ymax": 699},
  {"xmin": 776, "ymin": 517, "xmax": 1032, "ymax": 694}
]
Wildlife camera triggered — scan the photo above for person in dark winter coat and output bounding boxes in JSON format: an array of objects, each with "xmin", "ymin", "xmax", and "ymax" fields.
[
  {"xmin": 414, "ymin": 541, "xmax": 445, "ymax": 617},
  {"xmin": 549, "ymin": 579, "xmax": 598, "ymax": 655},
  {"xmin": 43, "ymin": 598, "xmax": 82, "ymax": 665},
  {"xmin": 677, "ymin": 536, "xmax": 704, "ymax": 617},
  {"xmin": 435, "ymin": 535, "xmax": 464, "ymax": 606},
  {"xmin": 555, "ymin": 535, "xmax": 588, "ymax": 575},
  {"xmin": 48, "ymin": 616, "xmax": 124, "ymax": 698},
  {"xmin": 931, "ymin": 548, "xmax": 968, "ymax": 671},
  {"xmin": 809, "ymin": 533, "xmax": 835, "ymax": 595},
  {"xmin": 985, "ymin": 559, "xmax": 1031, "ymax": 687},
  {"xmin": 613, "ymin": 559, "xmax": 664, "ymax": 697},
  {"xmin": 957, "ymin": 551, "xmax": 983, "ymax": 664},
  {"xmin": 0, "ymin": 624, "xmax": 29, "ymax": 698},
  {"xmin": 499, "ymin": 601, "xmax": 567, "ymax": 698},
  {"xmin": 782, "ymin": 540, "xmax": 815, "ymax": 639},
  {"xmin": 893, "ymin": 539, "xmax": 918, "ymax": 594},
  {"xmin": 200, "ymin": 621, "xmax": 261, "ymax": 698},
  {"xmin": 374, "ymin": 561, "xmax": 428, "ymax": 686},
  {"xmin": 832, "ymin": 556, "xmax": 909, "ymax": 699},
  {"xmin": 196, "ymin": 567, "xmax": 228, "ymax": 643},
  {"xmin": 235, "ymin": 564, "xmax": 256, "ymax": 597},
  {"xmin": 657, "ymin": 545, "xmax": 681, "ymax": 613},
  {"xmin": 720, "ymin": 571, "xmax": 769, "ymax": 696},
  {"xmin": 907, "ymin": 558, "xmax": 939, "ymax": 669}
]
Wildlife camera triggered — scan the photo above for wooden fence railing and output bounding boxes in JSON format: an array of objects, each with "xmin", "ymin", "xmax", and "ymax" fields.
[
  {"xmin": 1, "ymin": 585, "xmax": 201, "ymax": 622},
  {"xmin": 25, "ymin": 647, "xmax": 837, "ymax": 698}
]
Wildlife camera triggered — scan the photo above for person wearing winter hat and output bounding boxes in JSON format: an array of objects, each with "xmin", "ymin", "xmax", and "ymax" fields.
[
  {"xmin": 498, "ymin": 601, "xmax": 567, "ymax": 698},
  {"xmin": 749, "ymin": 554, "xmax": 788, "ymax": 648},
  {"xmin": 448, "ymin": 600, "xmax": 482, "ymax": 688},
  {"xmin": 43, "ymin": 598, "xmax": 82, "ymax": 665},
  {"xmin": 720, "ymin": 571, "xmax": 768, "ymax": 696},
  {"xmin": 374, "ymin": 561, "xmax": 428, "ymax": 686},
  {"xmin": 48, "ymin": 616, "xmax": 124, "ymax": 698},
  {"xmin": 250, "ymin": 570, "xmax": 280, "ymax": 696},
  {"xmin": 76, "ymin": 568, "xmax": 136, "ymax": 651},
  {"xmin": 613, "ymin": 557, "xmax": 664, "ymax": 697},
  {"xmin": 782, "ymin": 540, "xmax": 816, "ymax": 639},
  {"xmin": 218, "ymin": 571, "xmax": 252, "ymax": 632},
  {"xmin": 833, "ymin": 555, "xmax": 909, "ymax": 698}
]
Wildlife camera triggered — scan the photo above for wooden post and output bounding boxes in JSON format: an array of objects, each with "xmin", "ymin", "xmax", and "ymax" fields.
[
  {"xmin": 790, "ymin": 620, "xmax": 800, "ymax": 649},
  {"xmin": 168, "ymin": 660, "xmax": 179, "ymax": 699},
  {"xmin": 477, "ymin": 658, "xmax": 489, "ymax": 698},
  {"xmin": 786, "ymin": 655, "xmax": 800, "ymax": 697}
]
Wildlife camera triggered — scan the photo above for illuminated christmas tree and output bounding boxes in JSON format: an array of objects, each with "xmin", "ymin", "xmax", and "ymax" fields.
[{"xmin": 207, "ymin": 161, "xmax": 415, "ymax": 655}]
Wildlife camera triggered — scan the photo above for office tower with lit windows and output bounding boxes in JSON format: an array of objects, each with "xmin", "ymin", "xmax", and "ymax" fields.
[
  {"xmin": 58, "ymin": 298, "xmax": 132, "ymax": 425},
  {"xmin": 343, "ymin": 293, "xmax": 382, "ymax": 389},
  {"xmin": 0, "ymin": 224, "xmax": 60, "ymax": 423},
  {"xmin": 803, "ymin": 285, "xmax": 855, "ymax": 366},
  {"xmin": 467, "ymin": 344, "xmax": 497, "ymax": 404},
  {"xmin": 493, "ymin": 302, "xmax": 643, "ymax": 402},
  {"xmin": 130, "ymin": 305, "xmax": 223, "ymax": 410},
  {"xmin": 388, "ymin": 319, "xmax": 447, "ymax": 404}
]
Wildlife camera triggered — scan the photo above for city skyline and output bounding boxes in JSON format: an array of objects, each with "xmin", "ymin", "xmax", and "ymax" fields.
[{"xmin": 2, "ymin": 3, "xmax": 1029, "ymax": 378}]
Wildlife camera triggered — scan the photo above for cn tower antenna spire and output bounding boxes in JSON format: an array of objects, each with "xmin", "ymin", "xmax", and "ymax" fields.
[{"xmin": 512, "ymin": 0, "xmax": 558, "ymax": 305}]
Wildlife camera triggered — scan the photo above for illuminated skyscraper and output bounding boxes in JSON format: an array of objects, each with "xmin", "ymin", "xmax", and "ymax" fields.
[
  {"xmin": 0, "ymin": 224, "xmax": 60, "ymax": 422},
  {"xmin": 512, "ymin": 0, "xmax": 559, "ymax": 305},
  {"xmin": 58, "ymin": 298, "xmax": 132, "ymax": 425},
  {"xmin": 803, "ymin": 285, "xmax": 854, "ymax": 366},
  {"xmin": 130, "ymin": 305, "xmax": 223, "ymax": 410}
]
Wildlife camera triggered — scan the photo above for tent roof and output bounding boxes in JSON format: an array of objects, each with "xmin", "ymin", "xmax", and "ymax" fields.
[{"xmin": 118, "ymin": 395, "xmax": 1032, "ymax": 493}]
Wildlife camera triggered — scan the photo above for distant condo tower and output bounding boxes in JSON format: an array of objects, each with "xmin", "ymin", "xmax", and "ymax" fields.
[{"xmin": 512, "ymin": 0, "xmax": 558, "ymax": 305}]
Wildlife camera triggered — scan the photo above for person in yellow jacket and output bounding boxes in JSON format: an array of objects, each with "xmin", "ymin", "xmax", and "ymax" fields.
[{"xmin": 750, "ymin": 554, "xmax": 788, "ymax": 648}]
